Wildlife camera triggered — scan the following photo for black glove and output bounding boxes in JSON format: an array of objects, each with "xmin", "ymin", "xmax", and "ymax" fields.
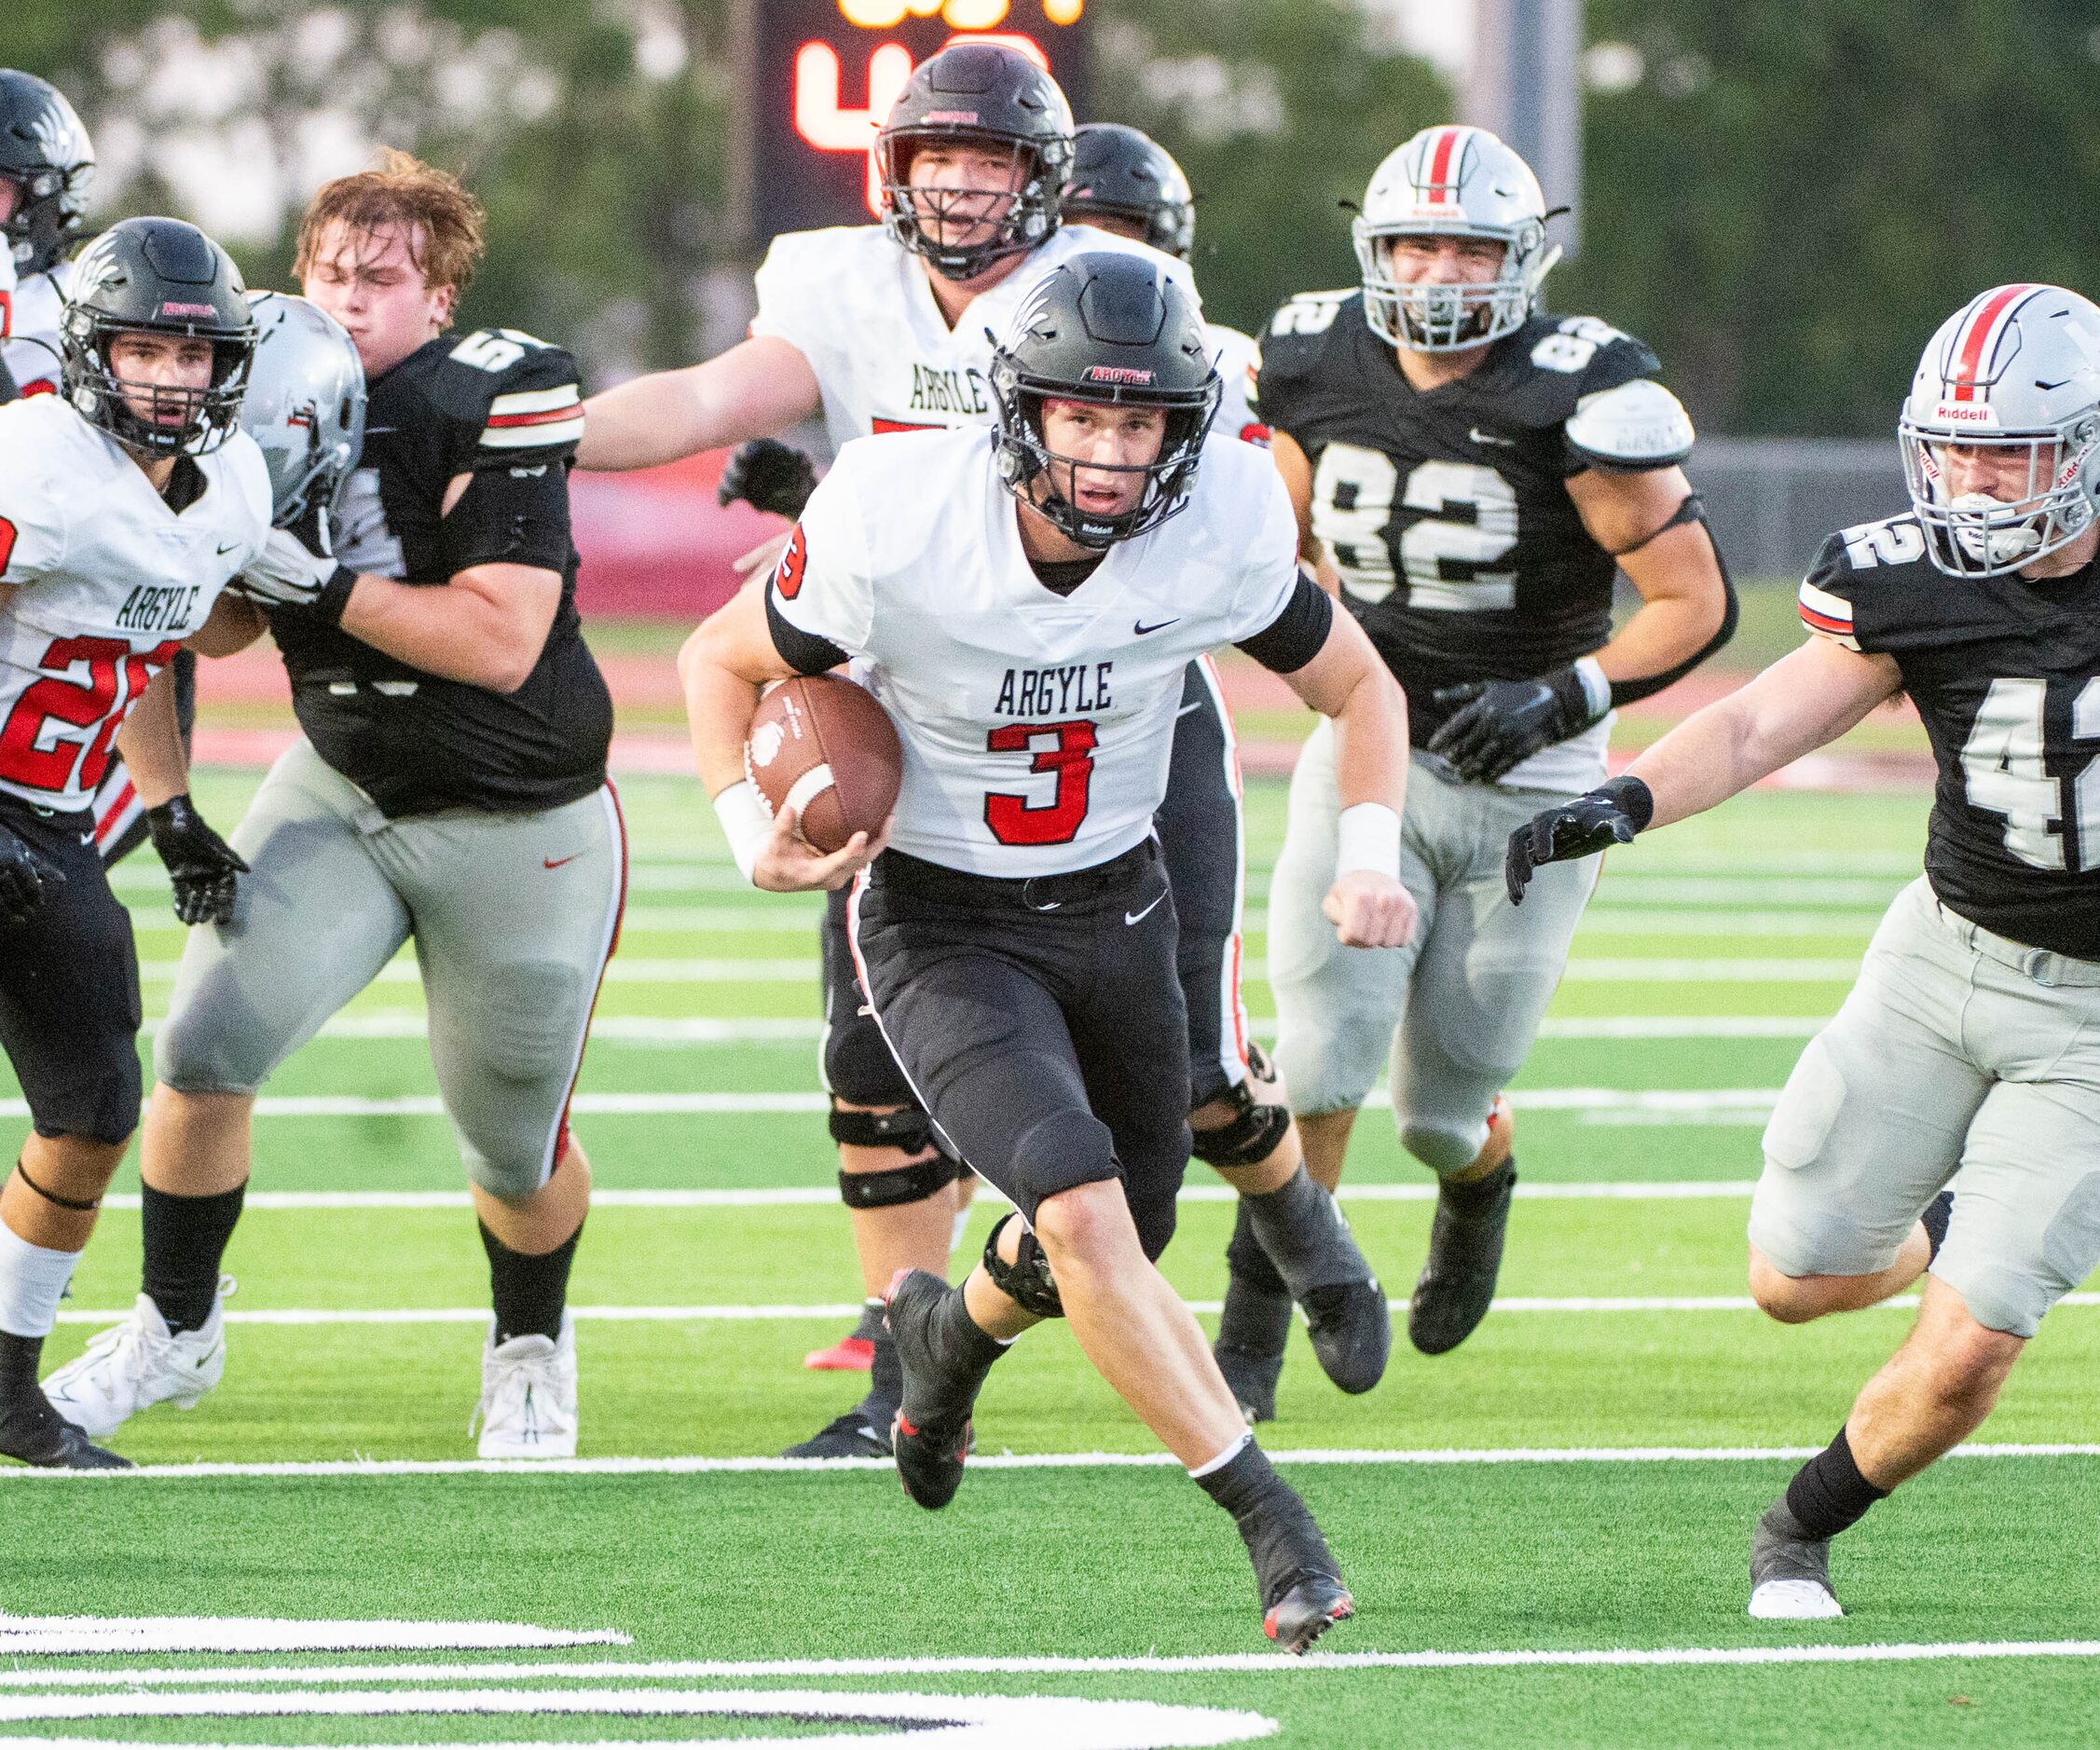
[
  {"xmin": 1505, "ymin": 775, "xmax": 1654, "ymax": 907},
  {"xmin": 1427, "ymin": 664, "xmax": 1602, "ymax": 784},
  {"xmin": 145, "ymin": 795, "xmax": 248, "ymax": 926},
  {"xmin": 718, "ymin": 439, "xmax": 817, "ymax": 519},
  {"xmin": 0, "ymin": 823, "xmax": 64, "ymax": 928}
]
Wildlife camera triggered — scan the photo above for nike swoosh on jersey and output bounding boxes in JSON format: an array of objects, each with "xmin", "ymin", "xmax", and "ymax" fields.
[
  {"xmin": 1469, "ymin": 427, "xmax": 1516, "ymax": 446},
  {"xmin": 215, "ymin": 541, "xmax": 240, "ymax": 554},
  {"xmin": 1133, "ymin": 618, "xmax": 1180, "ymax": 635},
  {"xmin": 1125, "ymin": 892, "xmax": 1166, "ymax": 926},
  {"xmin": 543, "ymin": 854, "xmax": 581, "ymax": 869}
]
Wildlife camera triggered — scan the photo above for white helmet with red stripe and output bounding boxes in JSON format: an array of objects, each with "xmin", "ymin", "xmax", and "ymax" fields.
[
  {"xmin": 1351, "ymin": 125, "xmax": 1560, "ymax": 352},
  {"xmin": 1899, "ymin": 283, "xmax": 2100, "ymax": 577}
]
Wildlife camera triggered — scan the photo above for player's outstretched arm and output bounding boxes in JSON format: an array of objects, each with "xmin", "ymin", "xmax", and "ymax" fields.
[
  {"xmin": 1281, "ymin": 606, "xmax": 1417, "ymax": 950},
  {"xmin": 577, "ymin": 337, "xmax": 823, "ymax": 472},
  {"xmin": 677, "ymin": 577, "xmax": 882, "ymax": 894},
  {"xmin": 1505, "ymin": 635, "xmax": 1902, "ymax": 904}
]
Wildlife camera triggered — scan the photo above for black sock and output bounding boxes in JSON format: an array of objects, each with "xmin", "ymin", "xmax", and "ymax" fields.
[
  {"xmin": 479, "ymin": 1218, "xmax": 583, "ymax": 1344},
  {"xmin": 1193, "ymin": 1439, "xmax": 1337, "ymax": 1604},
  {"xmin": 0, "ymin": 1331, "xmax": 58, "ymax": 1432},
  {"xmin": 849, "ymin": 1297, "xmax": 886, "ymax": 1344},
  {"xmin": 1440, "ymin": 1155, "xmax": 1515, "ymax": 1217},
  {"xmin": 142, "ymin": 1182, "xmax": 245, "ymax": 1334},
  {"xmin": 1785, "ymin": 1426, "xmax": 1887, "ymax": 1540},
  {"xmin": 1920, "ymin": 1190, "xmax": 1954, "ymax": 1264},
  {"xmin": 911, "ymin": 1287, "xmax": 1007, "ymax": 1424},
  {"xmin": 864, "ymin": 1324, "xmax": 902, "ymax": 1418},
  {"xmin": 1221, "ymin": 1200, "xmax": 1294, "ymax": 1352},
  {"xmin": 1240, "ymin": 1167, "xmax": 1365, "ymax": 1298}
]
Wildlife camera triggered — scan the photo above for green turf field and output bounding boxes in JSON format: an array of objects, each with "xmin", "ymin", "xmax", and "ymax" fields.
[{"xmin": 7, "ymin": 768, "xmax": 2097, "ymax": 1749}]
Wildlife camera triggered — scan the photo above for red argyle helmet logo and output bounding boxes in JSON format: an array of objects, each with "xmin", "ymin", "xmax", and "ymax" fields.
[
  {"xmin": 158, "ymin": 301, "xmax": 220, "ymax": 319},
  {"xmin": 1081, "ymin": 364, "xmax": 1156, "ymax": 386}
]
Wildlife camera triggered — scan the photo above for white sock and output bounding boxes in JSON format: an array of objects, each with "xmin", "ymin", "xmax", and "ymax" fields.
[
  {"xmin": 0, "ymin": 1221, "xmax": 81, "ymax": 1339},
  {"xmin": 1187, "ymin": 1429, "xmax": 1253, "ymax": 1480}
]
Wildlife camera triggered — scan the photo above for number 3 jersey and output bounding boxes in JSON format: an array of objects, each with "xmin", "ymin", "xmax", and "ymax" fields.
[
  {"xmin": 269, "ymin": 328, "xmax": 613, "ymax": 818},
  {"xmin": 1255, "ymin": 290, "xmax": 1666, "ymax": 789},
  {"xmin": 0, "ymin": 394, "xmax": 270, "ymax": 812},
  {"xmin": 1800, "ymin": 513, "xmax": 2100, "ymax": 958},
  {"xmin": 764, "ymin": 427, "xmax": 1326, "ymax": 878}
]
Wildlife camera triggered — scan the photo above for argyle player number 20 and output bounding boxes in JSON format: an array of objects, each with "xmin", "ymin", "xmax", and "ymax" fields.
[{"xmin": 681, "ymin": 253, "xmax": 1415, "ymax": 1651}]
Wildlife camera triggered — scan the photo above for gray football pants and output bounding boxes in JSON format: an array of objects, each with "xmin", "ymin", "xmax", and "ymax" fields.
[
  {"xmin": 1269, "ymin": 722, "xmax": 1599, "ymax": 1176},
  {"xmin": 155, "ymin": 739, "xmax": 626, "ymax": 1196}
]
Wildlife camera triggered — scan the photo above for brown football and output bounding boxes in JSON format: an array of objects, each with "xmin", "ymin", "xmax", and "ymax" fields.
[{"xmin": 744, "ymin": 675, "xmax": 903, "ymax": 854}]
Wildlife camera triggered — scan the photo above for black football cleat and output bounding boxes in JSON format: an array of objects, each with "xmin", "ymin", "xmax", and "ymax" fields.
[
  {"xmin": 1300, "ymin": 1278, "xmax": 1391, "ymax": 1395},
  {"xmin": 884, "ymin": 1268, "xmax": 985, "ymax": 1511},
  {"xmin": 781, "ymin": 1405, "xmax": 893, "ymax": 1459},
  {"xmin": 1264, "ymin": 1570, "xmax": 1355, "ymax": 1654},
  {"xmin": 0, "ymin": 1399, "xmax": 130, "ymax": 1470},
  {"xmin": 1213, "ymin": 1339, "xmax": 1283, "ymax": 1425},
  {"xmin": 1747, "ymin": 1498, "xmax": 1843, "ymax": 1619},
  {"xmin": 1408, "ymin": 1159, "xmax": 1516, "ymax": 1356}
]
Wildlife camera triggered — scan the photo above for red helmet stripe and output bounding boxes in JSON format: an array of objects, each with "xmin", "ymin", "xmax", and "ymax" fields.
[
  {"xmin": 1950, "ymin": 283, "xmax": 2040, "ymax": 402},
  {"xmin": 1425, "ymin": 126, "xmax": 1464, "ymax": 200}
]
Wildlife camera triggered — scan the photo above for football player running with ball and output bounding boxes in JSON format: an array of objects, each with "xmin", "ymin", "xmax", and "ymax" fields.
[
  {"xmin": 47, "ymin": 155, "xmax": 621, "ymax": 1459},
  {"xmin": 1245, "ymin": 126, "xmax": 1735, "ymax": 1397},
  {"xmin": 0, "ymin": 216, "xmax": 268, "ymax": 1467},
  {"xmin": 586, "ymin": 45, "xmax": 1390, "ymax": 1460},
  {"xmin": 1511, "ymin": 283, "xmax": 2100, "ymax": 1620},
  {"xmin": 683, "ymin": 255, "xmax": 1413, "ymax": 1650}
]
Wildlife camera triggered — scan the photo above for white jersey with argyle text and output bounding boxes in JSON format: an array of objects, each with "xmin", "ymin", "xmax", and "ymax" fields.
[
  {"xmin": 0, "ymin": 259, "xmax": 71, "ymax": 401},
  {"xmin": 750, "ymin": 223, "xmax": 1200, "ymax": 452},
  {"xmin": 767, "ymin": 426, "xmax": 1304, "ymax": 877},
  {"xmin": 0, "ymin": 395, "xmax": 270, "ymax": 810}
]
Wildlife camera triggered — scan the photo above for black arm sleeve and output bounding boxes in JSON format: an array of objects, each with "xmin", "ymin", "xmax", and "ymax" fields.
[
  {"xmin": 765, "ymin": 587, "xmax": 849, "ymax": 677},
  {"xmin": 1235, "ymin": 570, "xmax": 1335, "ymax": 675},
  {"xmin": 1605, "ymin": 496, "xmax": 1738, "ymax": 708}
]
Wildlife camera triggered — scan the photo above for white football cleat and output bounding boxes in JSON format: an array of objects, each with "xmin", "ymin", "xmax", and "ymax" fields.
[
  {"xmin": 1749, "ymin": 1578, "xmax": 1845, "ymax": 1620},
  {"xmin": 43, "ymin": 1279, "xmax": 231, "ymax": 1439},
  {"xmin": 472, "ymin": 1313, "xmax": 579, "ymax": 1459}
]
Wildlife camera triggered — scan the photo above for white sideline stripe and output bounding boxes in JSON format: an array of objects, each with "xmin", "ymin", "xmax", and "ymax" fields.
[
  {"xmin": 48, "ymin": 1292, "xmax": 2100, "ymax": 1327},
  {"xmin": 0, "ymin": 1087, "xmax": 1786, "ymax": 1120},
  {"xmin": 0, "ymin": 1645, "xmax": 2092, "ymax": 1687},
  {"xmin": 5, "ymin": 1443, "xmax": 2095, "ymax": 1482},
  {"xmin": 88, "ymin": 1180, "xmax": 1762, "ymax": 1212},
  {"xmin": 132, "ymin": 956, "xmax": 1864, "ymax": 985},
  {"xmin": 0, "ymin": 1620, "xmax": 625, "ymax": 1655},
  {"xmin": 133, "ymin": 1015, "xmax": 1833, "ymax": 1046}
]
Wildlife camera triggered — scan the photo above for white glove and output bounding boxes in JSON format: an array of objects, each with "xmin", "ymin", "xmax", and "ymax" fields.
[{"xmin": 234, "ymin": 509, "xmax": 354, "ymax": 618}]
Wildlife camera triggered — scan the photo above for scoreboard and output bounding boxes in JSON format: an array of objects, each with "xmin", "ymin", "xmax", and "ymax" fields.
[{"xmin": 749, "ymin": 0, "xmax": 1092, "ymax": 241}]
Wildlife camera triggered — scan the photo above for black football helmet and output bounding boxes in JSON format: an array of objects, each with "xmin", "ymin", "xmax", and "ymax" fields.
[
  {"xmin": 989, "ymin": 252, "xmax": 1220, "ymax": 549},
  {"xmin": 874, "ymin": 43, "xmax": 1075, "ymax": 281},
  {"xmin": 1062, "ymin": 124, "xmax": 1195, "ymax": 261},
  {"xmin": 0, "ymin": 70, "xmax": 94, "ymax": 276},
  {"xmin": 61, "ymin": 217, "xmax": 256, "ymax": 458}
]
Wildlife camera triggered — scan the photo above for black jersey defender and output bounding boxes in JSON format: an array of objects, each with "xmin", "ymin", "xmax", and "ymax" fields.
[
  {"xmin": 1254, "ymin": 291, "xmax": 1662, "ymax": 745},
  {"xmin": 268, "ymin": 327, "xmax": 612, "ymax": 817},
  {"xmin": 1801, "ymin": 513, "xmax": 2100, "ymax": 960}
]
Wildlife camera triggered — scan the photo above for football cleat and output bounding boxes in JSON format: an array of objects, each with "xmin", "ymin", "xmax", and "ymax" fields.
[
  {"xmin": 1748, "ymin": 1498, "xmax": 1844, "ymax": 1619},
  {"xmin": 804, "ymin": 1302, "xmax": 883, "ymax": 1373},
  {"xmin": 1408, "ymin": 1157, "xmax": 1516, "ymax": 1356},
  {"xmin": 1300, "ymin": 1278, "xmax": 1391, "ymax": 1396},
  {"xmin": 1264, "ymin": 1571, "xmax": 1356, "ymax": 1655},
  {"xmin": 1213, "ymin": 1339, "xmax": 1283, "ymax": 1425},
  {"xmin": 43, "ymin": 1279, "xmax": 231, "ymax": 1438},
  {"xmin": 472, "ymin": 1313, "xmax": 579, "ymax": 1459},
  {"xmin": 889, "ymin": 1405, "xmax": 973, "ymax": 1511},
  {"xmin": 782, "ymin": 1405, "xmax": 894, "ymax": 1460},
  {"xmin": 884, "ymin": 1268, "xmax": 977, "ymax": 1511},
  {"xmin": 0, "ymin": 1379, "xmax": 131, "ymax": 1470}
]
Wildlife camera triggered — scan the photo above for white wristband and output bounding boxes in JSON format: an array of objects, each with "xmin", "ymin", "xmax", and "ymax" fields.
[
  {"xmin": 1573, "ymin": 655, "xmax": 1612, "ymax": 722},
  {"xmin": 712, "ymin": 779, "xmax": 774, "ymax": 884},
  {"xmin": 1336, "ymin": 802, "xmax": 1401, "ymax": 881}
]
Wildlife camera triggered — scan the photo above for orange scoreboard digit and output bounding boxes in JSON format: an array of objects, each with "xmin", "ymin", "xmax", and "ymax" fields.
[{"xmin": 751, "ymin": 0, "xmax": 1091, "ymax": 240}]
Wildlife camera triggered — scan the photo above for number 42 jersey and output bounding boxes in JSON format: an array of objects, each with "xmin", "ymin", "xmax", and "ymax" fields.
[
  {"xmin": 1799, "ymin": 513, "xmax": 2100, "ymax": 958},
  {"xmin": 1255, "ymin": 290, "xmax": 1666, "ymax": 788}
]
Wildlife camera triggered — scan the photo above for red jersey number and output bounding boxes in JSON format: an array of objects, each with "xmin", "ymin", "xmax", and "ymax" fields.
[
  {"xmin": 983, "ymin": 719, "xmax": 1097, "ymax": 847},
  {"xmin": 0, "ymin": 636, "xmax": 179, "ymax": 795}
]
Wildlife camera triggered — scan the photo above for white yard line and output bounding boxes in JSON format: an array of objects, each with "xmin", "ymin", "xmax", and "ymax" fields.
[
  {"xmin": 4, "ymin": 1443, "xmax": 2093, "ymax": 1482},
  {"xmin": 48, "ymin": 1292, "xmax": 2097, "ymax": 1328}
]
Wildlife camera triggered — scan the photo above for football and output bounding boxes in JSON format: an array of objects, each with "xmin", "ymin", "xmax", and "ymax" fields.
[{"xmin": 743, "ymin": 674, "xmax": 902, "ymax": 854}]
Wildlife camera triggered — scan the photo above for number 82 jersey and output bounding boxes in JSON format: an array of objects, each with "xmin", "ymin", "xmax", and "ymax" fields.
[
  {"xmin": 1799, "ymin": 512, "xmax": 2100, "ymax": 958},
  {"xmin": 1254, "ymin": 289, "xmax": 1665, "ymax": 774}
]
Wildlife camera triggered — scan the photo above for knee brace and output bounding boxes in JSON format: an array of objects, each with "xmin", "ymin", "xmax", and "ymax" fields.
[
  {"xmin": 1189, "ymin": 1079, "xmax": 1293, "ymax": 1169},
  {"xmin": 829, "ymin": 1102, "xmax": 936, "ymax": 1157},
  {"xmin": 838, "ymin": 1152, "xmax": 963, "ymax": 1210},
  {"xmin": 982, "ymin": 1212, "xmax": 1064, "ymax": 1318}
]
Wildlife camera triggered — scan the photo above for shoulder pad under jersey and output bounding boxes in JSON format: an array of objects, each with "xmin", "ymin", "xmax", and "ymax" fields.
[{"xmin": 1565, "ymin": 377, "xmax": 1695, "ymax": 470}]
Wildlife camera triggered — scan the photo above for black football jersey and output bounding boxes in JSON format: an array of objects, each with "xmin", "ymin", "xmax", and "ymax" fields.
[
  {"xmin": 268, "ymin": 328, "xmax": 612, "ymax": 817},
  {"xmin": 1254, "ymin": 292, "xmax": 1659, "ymax": 745},
  {"xmin": 1800, "ymin": 513, "xmax": 2100, "ymax": 958}
]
